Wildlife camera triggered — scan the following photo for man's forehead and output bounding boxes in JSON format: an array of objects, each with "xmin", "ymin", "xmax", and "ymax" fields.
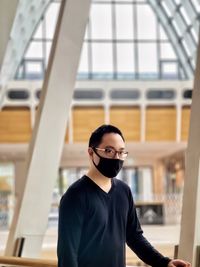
[{"xmin": 100, "ymin": 133, "xmax": 125, "ymax": 145}]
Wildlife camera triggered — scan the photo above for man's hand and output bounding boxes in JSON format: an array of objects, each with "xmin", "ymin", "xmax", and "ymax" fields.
[{"xmin": 168, "ymin": 259, "xmax": 191, "ymax": 267}]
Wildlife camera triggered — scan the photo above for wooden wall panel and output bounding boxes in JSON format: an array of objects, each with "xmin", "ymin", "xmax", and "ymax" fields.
[
  {"xmin": 65, "ymin": 127, "xmax": 69, "ymax": 143},
  {"xmin": 72, "ymin": 107, "xmax": 105, "ymax": 142},
  {"xmin": 110, "ymin": 106, "xmax": 141, "ymax": 141},
  {"xmin": 181, "ymin": 106, "xmax": 191, "ymax": 141},
  {"xmin": 146, "ymin": 106, "xmax": 176, "ymax": 141},
  {"xmin": 0, "ymin": 107, "xmax": 31, "ymax": 143}
]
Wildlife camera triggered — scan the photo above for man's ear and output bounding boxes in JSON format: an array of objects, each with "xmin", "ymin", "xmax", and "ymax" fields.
[{"xmin": 88, "ymin": 147, "xmax": 93, "ymax": 157}]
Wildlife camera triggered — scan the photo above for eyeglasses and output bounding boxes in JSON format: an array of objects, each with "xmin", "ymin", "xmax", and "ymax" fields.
[{"xmin": 94, "ymin": 147, "xmax": 128, "ymax": 160}]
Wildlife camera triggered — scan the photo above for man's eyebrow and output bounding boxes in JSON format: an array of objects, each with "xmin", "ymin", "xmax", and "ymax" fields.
[
  {"xmin": 104, "ymin": 145, "xmax": 114, "ymax": 149},
  {"xmin": 105, "ymin": 145, "xmax": 125, "ymax": 150}
]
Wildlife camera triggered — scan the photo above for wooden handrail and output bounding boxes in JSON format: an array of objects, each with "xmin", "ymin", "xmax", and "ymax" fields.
[{"xmin": 0, "ymin": 256, "xmax": 57, "ymax": 267}]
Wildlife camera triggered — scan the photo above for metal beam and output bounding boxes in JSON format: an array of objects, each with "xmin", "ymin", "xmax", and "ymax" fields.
[
  {"xmin": 163, "ymin": 0, "xmax": 199, "ymax": 68},
  {"xmin": 182, "ymin": 0, "xmax": 198, "ymax": 28},
  {"xmin": 0, "ymin": 0, "xmax": 51, "ymax": 103},
  {"xmin": 148, "ymin": 0, "xmax": 195, "ymax": 78},
  {"xmin": 5, "ymin": 0, "xmax": 91, "ymax": 257}
]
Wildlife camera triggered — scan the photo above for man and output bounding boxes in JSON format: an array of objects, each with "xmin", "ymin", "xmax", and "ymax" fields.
[{"xmin": 57, "ymin": 124, "xmax": 191, "ymax": 267}]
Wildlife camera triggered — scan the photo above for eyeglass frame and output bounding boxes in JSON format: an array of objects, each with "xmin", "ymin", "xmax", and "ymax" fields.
[{"xmin": 93, "ymin": 147, "xmax": 128, "ymax": 160}]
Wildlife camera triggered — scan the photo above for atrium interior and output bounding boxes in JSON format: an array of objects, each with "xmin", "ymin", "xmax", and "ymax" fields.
[{"xmin": 0, "ymin": 0, "xmax": 200, "ymax": 266}]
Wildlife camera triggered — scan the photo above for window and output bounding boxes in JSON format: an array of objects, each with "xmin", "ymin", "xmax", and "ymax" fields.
[
  {"xmin": 73, "ymin": 90, "xmax": 104, "ymax": 100},
  {"xmin": 91, "ymin": 4, "xmax": 112, "ymax": 39},
  {"xmin": 160, "ymin": 61, "xmax": 179, "ymax": 79},
  {"xmin": 116, "ymin": 5, "xmax": 134, "ymax": 39},
  {"xmin": 7, "ymin": 90, "xmax": 30, "ymax": 100},
  {"xmin": 146, "ymin": 89, "xmax": 176, "ymax": 99},
  {"xmin": 137, "ymin": 5, "xmax": 156, "ymax": 40},
  {"xmin": 35, "ymin": 89, "xmax": 41, "ymax": 99},
  {"xmin": 183, "ymin": 89, "xmax": 192, "ymax": 99},
  {"xmin": 78, "ymin": 43, "xmax": 89, "ymax": 73},
  {"xmin": 92, "ymin": 43, "xmax": 113, "ymax": 76},
  {"xmin": 25, "ymin": 61, "xmax": 44, "ymax": 79},
  {"xmin": 160, "ymin": 43, "xmax": 176, "ymax": 60},
  {"xmin": 110, "ymin": 89, "xmax": 140, "ymax": 99},
  {"xmin": 15, "ymin": 0, "xmax": 184, "ymax": 80},
  {"xmin": 116, "ymin": 43, "xmax": 135, "ymax": 76},
  {"xmin": 25, "ymin": 42, "xmax": 43, "ymax": 59},
  {"xmin": 44, "ymin": 2, "xmax": 60, "ymax": 39},
  {"xmin": 138, "ymin": 43, "xmax": 158, "ymax": 78}
]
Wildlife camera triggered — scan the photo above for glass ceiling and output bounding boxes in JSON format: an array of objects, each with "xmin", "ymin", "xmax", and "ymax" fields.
[{"xmin": 15, "ymin": 0, "xmax": 200, "ymax": 81}]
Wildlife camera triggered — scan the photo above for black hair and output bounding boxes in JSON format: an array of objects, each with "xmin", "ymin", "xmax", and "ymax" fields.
[{"xmin": 88, "ymin": 124, "xmax": 125, "ymax": 148}]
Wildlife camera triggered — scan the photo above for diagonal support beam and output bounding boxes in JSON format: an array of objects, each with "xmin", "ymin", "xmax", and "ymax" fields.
[
  {"xmin": 5, "ymin": 0, "xmax": 91, "ymax": 257},
  {"xmin": 0, "ymin": 0, "xmax": 18, "ymax": 67},
  {"xmin": 178, "ymin": 32, "xmax": 200, "ymax": 267}
]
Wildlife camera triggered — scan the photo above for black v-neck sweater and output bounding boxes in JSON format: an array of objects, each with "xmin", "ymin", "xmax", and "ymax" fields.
[{"xmin": 57, "ymin": 175, "xmax": 171, "ymax": 267}]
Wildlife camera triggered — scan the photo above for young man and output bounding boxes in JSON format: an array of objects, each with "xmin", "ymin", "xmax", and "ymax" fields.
[{"xmin": 57, "ymin": 124, "xmax": 191, "ymax": 267}]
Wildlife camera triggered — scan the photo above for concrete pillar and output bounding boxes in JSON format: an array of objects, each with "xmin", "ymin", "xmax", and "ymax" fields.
[
  {"xmin": 178, "ymin": 34, "xmax": 200, "ymax": 266},
  {"xmin": 5, "ymin": 0, "xmax": 91, "ymax": 257}
]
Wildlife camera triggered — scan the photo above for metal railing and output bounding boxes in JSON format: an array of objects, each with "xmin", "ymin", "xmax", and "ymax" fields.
[
  {"xmin": 0, "ymin": 256, "xmax": 57, "ymax": 267},
  {"xmin": 0, "ymin": 193, "xmax": 183, "ymax": 230}
]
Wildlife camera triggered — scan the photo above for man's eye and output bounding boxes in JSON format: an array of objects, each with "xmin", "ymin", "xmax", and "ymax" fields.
[{"xmin": 105, "ymin": 148, "xmax": 113, "ymax": 153}]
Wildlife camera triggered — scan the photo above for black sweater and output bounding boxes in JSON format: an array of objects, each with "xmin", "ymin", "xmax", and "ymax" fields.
[{"xmin": 57, "ymin": 175, "xmax": 171, "ymax": 267}]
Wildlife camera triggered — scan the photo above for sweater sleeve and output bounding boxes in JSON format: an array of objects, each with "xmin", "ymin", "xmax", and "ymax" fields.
[
  {"xmin": 57, "ymin": 187, "xmax": 85, "ymax": 267},
  {"xmin": 126, "ymin": 189, "xmax": 171, "ymax": 267}
]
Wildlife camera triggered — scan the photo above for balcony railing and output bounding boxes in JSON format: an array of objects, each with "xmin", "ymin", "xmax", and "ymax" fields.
[{"xmin": 0, "ymin": 256, "xmax": 57, "ymax": 267}]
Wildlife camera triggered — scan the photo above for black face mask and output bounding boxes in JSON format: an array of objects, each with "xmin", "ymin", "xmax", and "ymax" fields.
[{"xmin": 92, "ymin": 150, "xmax": 124, "ymax": 178}]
